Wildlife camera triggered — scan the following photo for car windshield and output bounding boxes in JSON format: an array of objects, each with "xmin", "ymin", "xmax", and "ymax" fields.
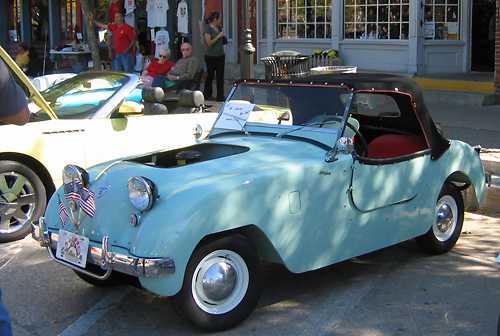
[
  {"xmin": 30, "ymin": 73, "xmax": 129, "ymax": 120},
  {"xmin": 211, "ymin": 83, "xmax": 351, "ymax": 135}
]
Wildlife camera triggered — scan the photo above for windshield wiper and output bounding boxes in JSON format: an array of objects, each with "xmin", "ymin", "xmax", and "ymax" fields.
[{"xmin": 276, "ymin": 118, "xmax": 342, "ymax": 138}]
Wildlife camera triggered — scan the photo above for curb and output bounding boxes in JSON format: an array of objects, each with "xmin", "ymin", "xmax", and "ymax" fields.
[
  {"xmin": 414, "ymin": 78, "xmax": 494, "ymax": 94},
  {"xmin": 423, "ymin": 90, "xmax": 486, "ymax": 107},
  {"xmin": 415, "ymin": 77, "xmax": 495, "ymax": 107}
]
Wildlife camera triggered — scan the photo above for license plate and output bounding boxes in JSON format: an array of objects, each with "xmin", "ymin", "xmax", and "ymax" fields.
[{"xmin": 56, "ymin": 230, "xmax": 89, "ymax": 268}]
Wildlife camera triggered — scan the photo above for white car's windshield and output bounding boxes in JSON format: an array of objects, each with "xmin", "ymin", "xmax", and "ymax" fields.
[{"xmin": 31, "ymin": 73, "xmax": 129, "ymax": 120}]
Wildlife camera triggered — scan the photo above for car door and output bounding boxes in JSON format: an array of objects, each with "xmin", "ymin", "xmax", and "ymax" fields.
[
  {"xmin": 350, "ymin": 154, "xmax": 432, "ymax": 212},
  {"xmin": 346, "ymin": 91, "xmax": 437, "ymax": 247}
]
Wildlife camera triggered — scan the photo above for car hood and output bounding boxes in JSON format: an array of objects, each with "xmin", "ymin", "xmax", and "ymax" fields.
[
  {"xmin": 91, "ymin": 135, "xmax": 328, "ymax": 183},
  {"xmin": 45, "ymin": 135, "xmax": 329, "ymax": 250}
]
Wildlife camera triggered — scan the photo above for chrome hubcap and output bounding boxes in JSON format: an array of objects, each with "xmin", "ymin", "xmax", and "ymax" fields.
[
  {"xmin": 433, "ymin": 195, "xmax": 457, "ymax": 242},
  {"xmin": 192, "ymin": 249, "xmax": 249, "ymax": 315},
  {"xmin": 202, "ymin": 261, "xmax": 237, "ymax": 301},
  {"xmin": 0, "ymin": 172, "xmax": 36, "ymax": 234}
]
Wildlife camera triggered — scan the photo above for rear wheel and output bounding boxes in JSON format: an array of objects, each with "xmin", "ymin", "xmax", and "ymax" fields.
[
  {"xmin": 173, "ymin": 236, "xmax": 262, "ymax": 331},
  {"xmin": 417, "ymin": 183, "xmax": 464, "ymax": 254},
  {"xmin": 0, "ymin": 160, "xmax": 46, "ymax": 243}
]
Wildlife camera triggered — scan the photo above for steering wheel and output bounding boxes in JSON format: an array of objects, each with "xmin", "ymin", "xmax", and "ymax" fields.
[{"xmin": 344, "ymin": 120, "xmax": 368, "ymax": 157}]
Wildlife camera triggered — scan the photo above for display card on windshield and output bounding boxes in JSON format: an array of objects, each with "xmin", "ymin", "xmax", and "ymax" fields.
[{"xmin": 214, "ymin": 101, "xmax": 255, "ymax": 131}]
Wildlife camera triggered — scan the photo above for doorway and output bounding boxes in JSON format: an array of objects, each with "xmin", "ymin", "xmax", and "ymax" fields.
[{"xmin": 471, "ymin": 0, "xmax": 495, "ymax": 71}]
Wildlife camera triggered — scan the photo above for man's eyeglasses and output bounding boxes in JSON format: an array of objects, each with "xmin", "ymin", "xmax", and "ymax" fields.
[
  {"xmin": 160, "ymin": 55, "xmax": 168, "ymax": 58},
  {"xmin": 180, "ymin": 48, "xmax": 191, "ymax": 51}
]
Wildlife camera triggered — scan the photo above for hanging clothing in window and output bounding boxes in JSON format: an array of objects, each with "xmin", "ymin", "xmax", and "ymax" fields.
[
  {"xmin": 124, "ymin": 0, "xmax": 135, "ymax": 14},
  {"xmin": 177, "ymin": 0, "xmax": 189, "ymax": 34},
  {"xmin": 154, "ymin": 29, "xmax": 170, "ymax": 58},
  {"xmin": 125, "ymin": 0, "xmax": 136, "ymax": 27},
  {"xmin": 147, "ymin": 0, "xmax": 169, "ymax": 28},
  {"xmin": 125, "ymin": 13, "xmax": 135, "ymax": 26}
]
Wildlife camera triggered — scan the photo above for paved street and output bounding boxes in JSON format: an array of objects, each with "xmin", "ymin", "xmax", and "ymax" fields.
[
  {"xmin": 1, "ymin": 209, "xmax": 499, "ymax": 336},
  {"xmin": 428, "ymin": 103, "xmax": 500, "ymax": 149}
]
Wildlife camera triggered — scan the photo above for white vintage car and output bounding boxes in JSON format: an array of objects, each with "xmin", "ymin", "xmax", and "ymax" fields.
[{"xmin": 0, "ymin": 47, "xmax": 217, "ymax": 242}]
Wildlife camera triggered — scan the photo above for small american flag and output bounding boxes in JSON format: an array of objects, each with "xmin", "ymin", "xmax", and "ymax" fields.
[
  {"xmin": 58, "ymin": 199, "xmax": 69, "ymax": 225},
  {"xmin": 79, "ymin": 187, "xmax": 96, "ymax": 218},
  {"xmin": 63, "ymin": 180, "xmax": 96, "ymax": 218},
  {"xmin": 64, "ymin": 180, "xmax": 83, "ymax": 202}
]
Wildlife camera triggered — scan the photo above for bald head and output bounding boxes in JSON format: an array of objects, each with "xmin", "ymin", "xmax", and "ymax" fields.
[{"xmin": 180, "ymin": 42, "xmax": 193, "ymax": 58}]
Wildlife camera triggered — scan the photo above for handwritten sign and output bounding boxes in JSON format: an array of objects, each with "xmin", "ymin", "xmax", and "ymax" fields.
[{"xmin": 214, "ymin": 101, "xmax": 255, "ymax": 131}]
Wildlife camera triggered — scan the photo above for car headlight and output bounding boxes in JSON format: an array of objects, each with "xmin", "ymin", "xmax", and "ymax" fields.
[{"xmin": 128, "ymin": 176, "xmax": 156, "ymax": 211}]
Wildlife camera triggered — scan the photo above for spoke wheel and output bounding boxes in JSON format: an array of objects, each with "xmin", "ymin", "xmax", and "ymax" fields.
[
  {"xmin": 173, "ymin": 236, "xmax": 262, "ymax": 331},
  {"xmin": 0, "ymin": 161, "xmax": 46, "ymax": 243},
  {"xmin": 417, "ymin": 183, "xmax": 464, "ymax": 255}
]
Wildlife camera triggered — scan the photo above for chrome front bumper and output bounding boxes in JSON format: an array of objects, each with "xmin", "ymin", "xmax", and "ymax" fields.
[{"xmin": 32, "ymin": 217, "xmax": 175, "ymax": 280}]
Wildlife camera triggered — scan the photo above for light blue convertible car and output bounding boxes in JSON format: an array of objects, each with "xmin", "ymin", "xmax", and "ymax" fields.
[{"xmin": 34, "ymin": 74, "xmax": 485, "ymax": 331}]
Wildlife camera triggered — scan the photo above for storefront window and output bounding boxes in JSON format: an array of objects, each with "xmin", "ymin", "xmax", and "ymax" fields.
[
  {"xmin": 277, "ymin": 0, "xmax": 332, "ymax": 39},
  {"xmin": 344, "ymin": 0, "xmax": 409, "ymax": 40},
  {"xmin": 424, "ymin": 0, "xmax": 460, "ymax": 40}
]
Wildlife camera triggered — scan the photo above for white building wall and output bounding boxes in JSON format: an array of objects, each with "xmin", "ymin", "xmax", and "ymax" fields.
[
  {"xmin": 339, "ymin": 42, "xmax": 409, "ymax": 73},
  {"xmin": 230, "ymin": 0, "xmax": 472, "ymax": 75}
]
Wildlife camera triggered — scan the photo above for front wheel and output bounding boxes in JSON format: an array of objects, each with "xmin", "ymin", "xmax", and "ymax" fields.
[
  {"xmin": 173, "ymin": 236, "xmax": 262, "ymax": 331},
  {"xmin": 417, "ymin": 183, "xmax": 464, "ymax": 254},
  {"xmin": 0, "ymin": 160, "xmax": 47, "ymax": 243}
]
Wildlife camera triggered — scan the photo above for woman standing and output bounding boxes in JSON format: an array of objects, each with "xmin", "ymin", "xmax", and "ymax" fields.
[{"xmin": 203, "ymin": 11, "xmax": 226, "ymax": 101}]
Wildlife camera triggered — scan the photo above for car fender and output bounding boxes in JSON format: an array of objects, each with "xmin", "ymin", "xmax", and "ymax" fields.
[
  {"xmin": 135, "ymin": 167, "xmax": 302, "ymax": 296},
  {"xmin": 435, "ymin": 140, "xmax": 486, "ymax": 206}
]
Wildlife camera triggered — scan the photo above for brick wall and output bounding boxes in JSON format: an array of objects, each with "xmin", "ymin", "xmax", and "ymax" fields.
[{"xmin": 496, "ymin": 1, "xmax": 500, "ymax": 95}]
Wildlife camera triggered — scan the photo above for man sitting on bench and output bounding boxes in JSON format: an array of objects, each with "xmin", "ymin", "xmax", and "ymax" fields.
[{"xmin": 162, "ymin": 42, "xmax": 201, "ymax": 92}]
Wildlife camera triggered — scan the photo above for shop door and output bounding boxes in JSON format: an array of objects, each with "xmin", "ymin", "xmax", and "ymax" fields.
[{"xmin": 471, "ymin": 0, "xmax": 495, "ymax": 72}]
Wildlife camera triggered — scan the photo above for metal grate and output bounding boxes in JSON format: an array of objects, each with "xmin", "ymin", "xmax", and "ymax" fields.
[{"xmin": 260, "ymin": 55, "xmax": 310, "ymax": 80}]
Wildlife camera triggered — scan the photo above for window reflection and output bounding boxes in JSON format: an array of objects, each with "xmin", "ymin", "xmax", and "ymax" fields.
[
  {"xmin": 344, "ymin": 0, "xmax": 409, "ymax": 40},
  {"xmin": 277, "ymin": 0, "xmax": 332, "ymax": 39}
]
